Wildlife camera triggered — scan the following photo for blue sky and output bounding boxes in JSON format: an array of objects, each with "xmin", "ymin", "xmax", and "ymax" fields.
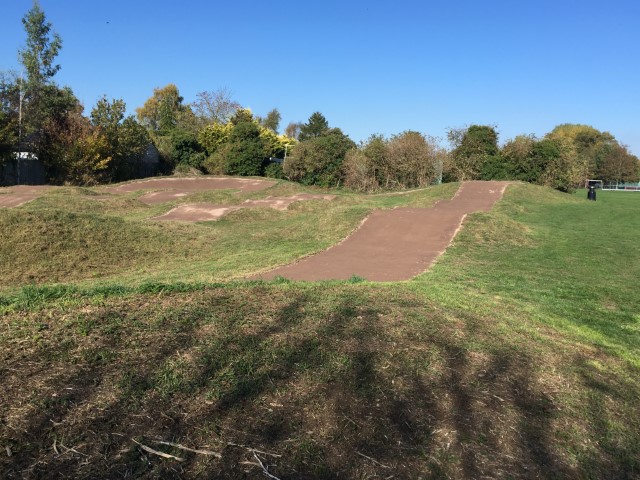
[{"xmin": 1, "ymin": 0, "xmax": 639, "ymax": 154}]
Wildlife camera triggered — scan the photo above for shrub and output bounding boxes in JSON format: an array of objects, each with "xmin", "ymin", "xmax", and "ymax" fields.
[
  {"xmin": 283, "ymin": 128, "xmax": 355, "ymax": 186},
  {"xmin": 264, "ymin": 161, "xmax": 284, "ymax": 179}
]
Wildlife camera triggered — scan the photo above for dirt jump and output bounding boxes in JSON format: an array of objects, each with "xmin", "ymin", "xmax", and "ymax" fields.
[
  {"xmin": 152, "ymin": 194, "xmax": 337, "ymax": 222},
  {"xmin": 103, "ymin": 177, "xmax": 276, "ymax": 205},
  {"xmin": 0, "ymin": 185, "xmax": 51, "ymax": 208},
  {"xmin": 252, "ymin": 181, "xmax": 510, "ymax": 282},
  {"xmin": 0, "ymin": 177, "xmax": 336, "ymax": 222}
]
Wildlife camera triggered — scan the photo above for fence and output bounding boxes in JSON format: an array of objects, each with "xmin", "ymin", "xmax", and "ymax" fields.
[{"xmin": 0, "ymin": 155, "xmax": 46, "ymax": 186}]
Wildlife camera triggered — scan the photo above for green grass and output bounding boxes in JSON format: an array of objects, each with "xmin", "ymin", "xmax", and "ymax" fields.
[{"xmin": 0, "ymin": 180, "xmax": 639, "ymax": 479}]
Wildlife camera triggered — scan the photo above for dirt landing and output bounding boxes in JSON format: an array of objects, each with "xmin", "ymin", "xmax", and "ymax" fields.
[
  {"xmin": 153, "ymin": 204, "xmax": 241, "ymax": 222},
  {"xmin": 104, "ymin": 177, "xmax": 276, "ymax": 205},
  {"xmin": 152, "ymin": 194, "xmax": 337, "ymax": 222},
  {"xmin": 0, "ymin": 185, "xmax": 51, "ymax": 208},
  {"xmin": 242, "ymin": 193, "xmax": 336, "ymax": 211},
  {"xmin": 252, "ymin": 181, "xmax": 509, "ymax": 282}
]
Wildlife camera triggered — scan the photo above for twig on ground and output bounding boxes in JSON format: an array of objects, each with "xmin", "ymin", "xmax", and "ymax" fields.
[
  {"xmin": 52, "ymin": 438, "xmax": 59, "ymax": 455},
  {"xmin": 222, "ymin": 441, "xmax": 282, "ymax": 458},
  {"xmin": 356, "ymin": 451, "xmax": 390, "ymax": 468},
  {"xmin": 253, "ymin": 451, "xmax": 282, "ymax": 480},
  {"xmin": 59, "ymin": 443, "xmax": 88, "ymax": 457},
  {"xmin": 153, "ymin": 440, "xmax": 221, "ymax": 458},
  {"xmin": 132, "ymin": 439, "xmax": 185, "ymax": 462}
]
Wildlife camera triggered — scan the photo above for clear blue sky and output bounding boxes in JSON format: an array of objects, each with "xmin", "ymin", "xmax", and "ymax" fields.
[{"xmin": 1, "ymin": 0, "xmax": 639, "ymax": 154}]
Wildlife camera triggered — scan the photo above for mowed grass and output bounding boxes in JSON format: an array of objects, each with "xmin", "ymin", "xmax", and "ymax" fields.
[{"xmin": 0, "ymin": 181, "xmax": 639, "ymax": 479}]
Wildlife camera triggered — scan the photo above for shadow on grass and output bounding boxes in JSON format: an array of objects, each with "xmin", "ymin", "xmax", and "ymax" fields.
[{"xmin": 1, "ymin": 286, "xmax": 638, "ymax": 479}]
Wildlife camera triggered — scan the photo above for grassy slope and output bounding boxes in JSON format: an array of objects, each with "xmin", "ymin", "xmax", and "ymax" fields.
[
  {"xmin": 0, "ymin": 180, "xmax": 458, "ymax": 292},
  {"xmin": 0, "ymin": 183, "xmax": 638, "ymax": 479}
]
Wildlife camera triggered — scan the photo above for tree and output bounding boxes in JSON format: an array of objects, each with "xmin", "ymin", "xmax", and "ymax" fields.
[
  {"xmin": 91, "ymin": 97, "xmax": 125, "ymax": 135},
  {"xmin": 35, "ymin": 85, "xmax": 83, "ymax": 174},
  {"xmin": 17, "ymin": 1, "xmax": 65, "ymax": 144},
  {"xmin": 343, "ymin": 148, "xmax": 379, "ymax": 192},
  {"xmin": 198, "ymin": 122, "xmax": 233, "ymax": 155},
  {"xmin": 230, "ymin": 107, "xmax": 255, "ymax": 125},
  {"xmin": 283, "ymin": 128, "xmax": 355, "ymax": 186},
  {"xmin": 500, "ymin": 135, "xmax": 540, "ymax": 182},
  {"xmin": 545, "ymin": 124, "xmax": 624, "ymax": 182},
  {"xmin": 116, "ymin": 116, "xmax": 151, "ymax": 178},
  {"xmin": 0, "ymin": 75, "xmax": 19, "ymax": 163},
  {"xmin": 19, "ymin": 2, "xmax": 62, "ymax": 88},
  {"xmin": 284, "ymin": 121, "xmax": 302, "ymax": 140},
  {"xmin": 594, "ymin": 143, "xmax": 639, "ymax": 184},
  {"xmin": 0, "ymin": 110, "xmax": 16, "ymax": 164},
  {"xmin": 298, "ymin": 112, "xmax": 329, "ymax": 141},
  {"xmin": 90, "ymin": 97, "xmax": 150, "ymax": 180},
  {"xmin": 44, "ymin": 110, "xmax": 111, "ymax": 185},
  {"xmin": 386, "ymin": 131, "xmax": 441, "ymax": 188},
  {"xmin": 535, "ymin": 138, "xmax": 584, "ymax": 192},
  {"xmin": 136, "ymin": 84, "xmax": 186, "ymax": 133},
  {"xmin": 191, "ymin": 88, "xmax": 240, "ymax": 126},
  {"xmin": 224, "ymin": 121, "xmax": 266, "ymax": 176},
  {"xmin": 448, "ymin": 125, "xmax": 500, "ymax": 181},
  {"xmin": 168, "ymin": 129, "xmax": 205, "ymax": 169},
  {"xmin": 261, "ymin": 108, "xmax": 281, "ymax": 133}
]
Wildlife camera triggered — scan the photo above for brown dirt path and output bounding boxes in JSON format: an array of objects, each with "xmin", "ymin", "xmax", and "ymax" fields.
[
  {"xmin": 252, "ymin": 181, "xmax": 510, "ymax": 282},
  {"xmin": 0, "ymin": 185, "xmax": 52, "ymax": 208}
]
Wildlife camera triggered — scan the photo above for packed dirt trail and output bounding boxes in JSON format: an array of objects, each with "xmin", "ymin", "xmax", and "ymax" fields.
[
  {"xmin": 0, "ymin": 185, "xmax": 51, "ymax": 208},
  {"xmin": 103, "ymin": 177, "xmax": 275, "ymax": 204},
  {"xmin": 252, "ymin": 181, "xmax": 510, "ymax": 282}
]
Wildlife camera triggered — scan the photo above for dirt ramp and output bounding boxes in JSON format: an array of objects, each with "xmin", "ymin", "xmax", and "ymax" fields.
[
  {"xmin": 0, "ymin": 185, "xmax": 51, "ymax": 208},
  {"xmin": 252, "ymin": 181, "xmax": 509, "ymax": 282},
  {"xmin": 152, "ymin": 194, "xmax": 337, "ymax": 222},
  {"xmin": 104, "ymin": 177, "xmax": 276, "ymax": 205},
  {"xmin": 242, "ymin": 194, "xmax": 336, "ymax": 211},
  {"xmin": 153, "ymin": 204, "xmax": 240, "ymax": 222}
]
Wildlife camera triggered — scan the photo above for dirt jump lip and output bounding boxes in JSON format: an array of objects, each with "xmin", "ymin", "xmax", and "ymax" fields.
[{"xmin": 250, "ymin": 181, "xmax": 510, "ymax": 282}]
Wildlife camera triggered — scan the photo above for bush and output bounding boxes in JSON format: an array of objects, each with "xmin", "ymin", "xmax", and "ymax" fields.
[
  {"xmin": 264, "ymin": 161, "xmax": 284, "ymax": 179},
  {"xmin": 343, "ymin": 149, "xmax": 379, "ymax": 192},
  {"xmin": 202, "ymin": 147, "xmax": 229, "ymax": 175},
  {"xmin": 225, "ymin": 122, "xmax": 266, "ymax": 176},
  {"xmin": 283, "ymin": 128, "xmax": 355, "ymax": 186},
  {"xmin": 343, "ymin": 132, "xmax": 442, "ymax": 192},
  {"xmin": 170, "ymin": 130, "xmax": 205, "ymax": 169}
]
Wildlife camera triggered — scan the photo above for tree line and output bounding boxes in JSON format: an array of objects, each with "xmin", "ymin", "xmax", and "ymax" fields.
[{"xmin": 1, "ymin": 3, "xmax": 638, "ymax": 191}]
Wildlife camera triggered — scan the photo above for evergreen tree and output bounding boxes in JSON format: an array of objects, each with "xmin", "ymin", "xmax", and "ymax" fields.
[
  {"xmin": 19, "ymin": 1, "xmax": 63, "ymax": 139},
  {"xmin": 299, "ymin": 112, "xmax": 329, "ymax": 141}
]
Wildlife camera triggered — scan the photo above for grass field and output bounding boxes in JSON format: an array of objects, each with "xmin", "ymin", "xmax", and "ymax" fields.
[{"xmin": 1, "ymin": 180, "xmax": 639, "ymax": 479}]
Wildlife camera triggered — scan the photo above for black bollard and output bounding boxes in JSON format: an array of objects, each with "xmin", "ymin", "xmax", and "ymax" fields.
[{"xmin": 587, "ymin": 185, "xmax": 596, "ymax": 201}]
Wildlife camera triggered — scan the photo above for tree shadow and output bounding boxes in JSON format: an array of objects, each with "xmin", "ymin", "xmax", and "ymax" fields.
[{"xmin": 1, "ymin": 286, "xmax": 639, "ymax": 479}]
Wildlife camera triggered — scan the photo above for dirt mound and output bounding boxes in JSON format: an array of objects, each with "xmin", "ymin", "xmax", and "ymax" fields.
[
  {"xmin": 152, "ymin": 194, "xmax": 337, "ymax": 222},
  {"xmin": 104, "ymin": 177, "xmax": 276, "ymax": 205},
  {"xmin": 0, "ymin": 185, "xmax": 51, "ymax": 208},
  {"xmin": 252, "ymin": 181, "xmax": 509, "ymax": 281}
]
